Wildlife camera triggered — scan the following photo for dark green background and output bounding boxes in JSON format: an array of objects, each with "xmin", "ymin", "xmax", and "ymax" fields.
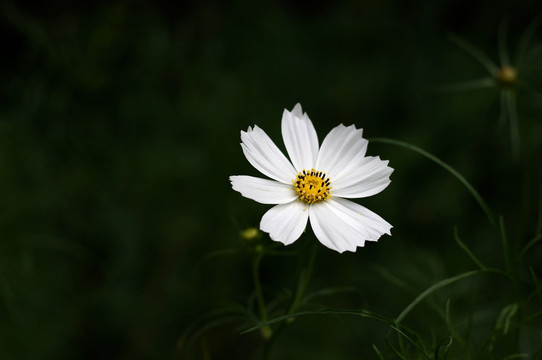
[{"xmin": 1, "ymin": 1, "xmax": 541, "ymax": 359}]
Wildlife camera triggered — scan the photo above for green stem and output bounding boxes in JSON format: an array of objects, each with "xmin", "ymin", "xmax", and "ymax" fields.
[
  {"xmin": 252, "ymin": 250, "xmax": 271, "ymax": 339},
  {"xmin": 499, "ymin": 216, "xmax": 512, "ymax": 275},
  {"xmin": 504, "ymin": 90, "xmax": 520, "ymax": 158},
  {"xmin": 454, "ymin": 226, "xmax": 487, "ymax": 270},
  {"xmin": 262, "ymin": 242, "xmax": 318, "ymax": 359},
  {"xmin": 288, "ymin": 242, "xmax": 318, "ymax": 314},
  {"xmin": 536, "ymin": 181, "xmax": 542, "ymax": 236}
]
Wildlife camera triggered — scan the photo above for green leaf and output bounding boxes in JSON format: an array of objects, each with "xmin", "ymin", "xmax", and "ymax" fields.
[
  {"xmin": 384, "ymin": 337, "xmax": 408, "ymax": 360},
  {"xmin": 515, "ymin": 13, "xmax": 542, "ymax": 70},
  {"xmin": 178, "ymin": 305, "xmax": 254, "ymax": 353},
  {"xmin": 434, "ymin": 336, "xmax": 453, "ymax": 360},
  {"xmin": 240, "ymin": 308, "xmax": 392, "ymax": 334},
  {"xmin": 434, "ymin": 77, "xmax": 495, "ymax": 93},
  {"xmin": 444, "ymin": 299, "xmax": 466, "ymax": 348},
  {"xmin": 454, "ymin": 227, "xmax": 487, "ymax": 270},
  {"xmin": 524, "ymin": 310, "xmax": 542, "ymax": 326},
  {"xmin": 372, "ymin": 265, "xmax": 415, "ymax": 294},
  {"xmin": 300, "ymin": 286, "xmax": 362, "ymax": 305},
  {"xmin": 529, "ymin": 267, "xmax": 542, "ymax": 307},
  {"xmin": 447, "ymin": 34, "xmax": 499, "ymax": 76},
  {"xmin": 501, "ymin": 354, "xmax": 530, "ymax": 360},
  {"xmin": 370, "ymin": 138, "xmax": 496, "ymax": 228},
  {"xmin": 499, "ymin": 216, "xmax": 512, "ymax": 274},
  {"xmin": 389, "ymin": 325, "xmax": 431, "ymax": 359},
  {"xmin": 396, "ymin": 270, "xmax": 484, "ymax": 324},
  {"xmin": 496, "ymin": 303, "xmax": 518, "ymax": 335},
  {"xmin": 373, "ymin": 344, "xmax": 385, "ymax": 360},
  {"xmin": 198, "ymin": 247, "xmax": 247, "ymax": 265},
  {"xmin": 518, "ymin": 233, "xmax": 542, "ymax": 261},
  {"xmin": 537, "ymin": 190, "xmax": 542, "ymax": 235},
  {"xmin": 503, "ymin": 90, "xmax": 520, "ymax": 157}
]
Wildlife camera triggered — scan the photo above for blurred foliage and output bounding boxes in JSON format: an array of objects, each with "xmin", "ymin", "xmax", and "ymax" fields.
[{"xmin": 1, "ymin": 0, "xmax": 542, "ymax": 359}]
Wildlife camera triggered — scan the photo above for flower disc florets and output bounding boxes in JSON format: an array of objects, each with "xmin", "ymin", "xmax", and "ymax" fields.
[{"xmin": 293, "ymin": 168, "xmax": 332, "ymax": 204}]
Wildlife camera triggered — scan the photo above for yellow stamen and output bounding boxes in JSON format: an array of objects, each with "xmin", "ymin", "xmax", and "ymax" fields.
[{"xmin": 293, "ymin": 168, "xmax": 332, "ymax": 205}]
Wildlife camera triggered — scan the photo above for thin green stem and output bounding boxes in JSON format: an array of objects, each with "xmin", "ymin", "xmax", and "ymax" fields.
[
  {"xmin": 515, "ymin": 13, "xmax": 542, "ymax": 70},
  {"xmin": 499, "ymin": 216, "xmax": 512, "ymax": 275},
  {"xmin": 524, "ymin": 309, "xmax": 542, "ymax": 324},
  {"xmin": 252, "ymin": 251, "xmax": 269, "ymax": 334},
  {"xmin": 518, "ymin": 233, "xmax": 542, "ymax": 261},
  {"xmin": 536, "ymin": 191, "xmax": 542, "ymax": 236},
  {"xmin": 529, "ymin": 267, "xmax": 542, "ymax": 307},
  {"xmin": 448, "ymin": 34, "xmax": 499, "ymax": 76},
  {"xmin": 390, "ymin": 325, "xmax": 432, "ymax": 360},
  {"xmin": 373, "ymin": 344, "xmax": 385, "ymax": 360},
  {"xmin": 395, "ymin": 268, "xmax": 511, "ymax": 325},
  {"xmin": 454, "ymin": 227, "xmax": 487, "ymax": 270},
  {"xmin": 241, "ymin": 308, "xmax": 393, "ymax": 334},
  {"xmin": 504, "ymin": 90, "xmax": 520, "ymax": 158},
  {"xmin": 396, "ymin": 270, "xmax": 478, "ymax": 325},
  {"xmin": 518, "ymin": 234, "xmax": 542, "ymax": 260},
  {"xmin": 499, "ymin": 89, "xmax": 508, "ymax": 128},
  {"xmin": 288, "ymin": 242, "xmax": 318, "ymax": 314},
  {"xmin": 435, "ymin": 77, "xmax": 495, "ymax": 93},
  {"xmin": 261, "ymin": 241, "xmax": 318, "ymax": 359},
  {"xmin": 445, "ymin": 298, "xmax": 466, "ymax": 348},
  {"xmin": 501, "ymin": 354, "xmax": 530, "ymax": 360},
  {"xmin": 370, "ymin": 138, "xmax": 497, "ymax": 228}
]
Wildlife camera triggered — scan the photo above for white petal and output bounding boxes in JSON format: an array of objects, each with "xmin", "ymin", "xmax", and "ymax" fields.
[
  {"xmin": 309, "ymin": 201, "xmax": 358, "ymax": 253},
  {"xmin": 331, "ymin": 197, "xmax": 392, "ymax": 241},
  {"xmin": 331, "ymin": 156, "xmax": 393, "ymax": 198},
  {"xmin": 241, "ymin": 126, "xmax": 297, "ymax": 184},
  {"xmin": 309, "ymin": 198, "xmax": 391, "ymax": 253},
  {"xmin": 281, "ymin": 103, "xmax": 319, "ymax": 171},
  {"xmin": 230, "ymin": 176, "xmax": 298, "ymax": 204},
  {"xmin": 260, "ymin": 201, "xmax": 309, "ymax": 246},
  {"xmin": 315, "ymin": 124, "xmax": 368, "ymax": 181}
]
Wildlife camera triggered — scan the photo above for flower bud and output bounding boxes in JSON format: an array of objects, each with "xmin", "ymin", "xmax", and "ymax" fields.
[
  {"xmin": 240, "ymin": 227, "xmax": 261, "ymax": 241},
  {"xmin": 496, "ymin": 66, "xmax": 517, "ymax": 87}
]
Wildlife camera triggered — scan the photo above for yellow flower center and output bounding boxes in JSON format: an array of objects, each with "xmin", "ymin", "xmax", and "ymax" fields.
[{"xmin": 293, "ymin": 169, "xmax": 332, "ymax": 204}]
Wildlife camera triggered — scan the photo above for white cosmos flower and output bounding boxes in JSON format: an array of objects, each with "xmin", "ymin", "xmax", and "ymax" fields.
[{"xmin": 230, "ymin": 103, "xmax": 393, "ymax": 253}]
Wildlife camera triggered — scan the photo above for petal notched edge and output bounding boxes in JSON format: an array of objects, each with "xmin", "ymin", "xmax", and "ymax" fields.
[
  {"xmin": 332, "ymin": 156, "xmax": 394, "ymax": 198},
  {"xmin": 240, "ymin": 125, "xmax": 297, "ymax": 184},
  {"xmin": 315, "ymin": 124, "xmax": 368, "ymax": 180},
  {"xmin": 309, "ymin": 198, "xmax": 392, "ymax": 253},
  {"xmin": 291, "ymin": 103, "xmax": 303, "ymax": 118},
  {"xmin": 281, "ymin": 103, "xmax": 319, "ymax": 171},
  {"xmin": 309, "ymin": 201, "xmax": 358, "ymax": 253},
  {"xmin": 330, "ymin": 197, "xmax": 392, "ymax": 241}
]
